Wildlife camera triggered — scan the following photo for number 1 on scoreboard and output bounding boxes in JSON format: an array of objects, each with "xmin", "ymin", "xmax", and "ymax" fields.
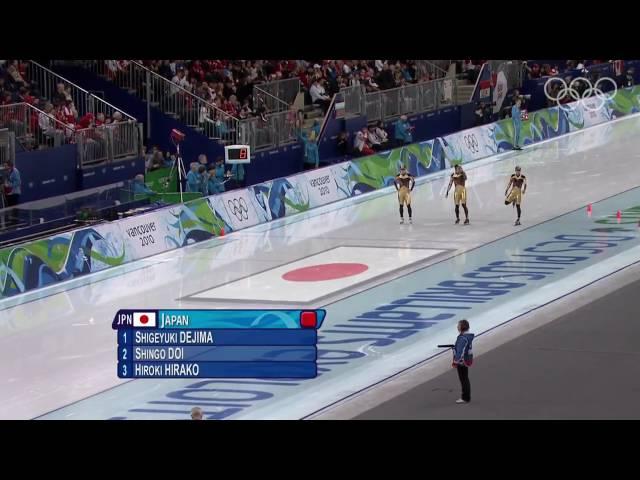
[{"xmin": 118, "ymin": 329, "xmax": 132, "ymax": 345}]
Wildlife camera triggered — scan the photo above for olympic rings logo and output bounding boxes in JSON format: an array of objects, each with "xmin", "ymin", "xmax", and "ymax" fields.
[
  {"xmin": 227, "ymin": 197, "xmax": 249, "ymax": 221},
  {"xmin": 463, "ymin": 134, "xmax": 479, "ymax": 154},
  {"xmin": 543, "ymin": 76, "xmax": 617, "ymax": 113}
]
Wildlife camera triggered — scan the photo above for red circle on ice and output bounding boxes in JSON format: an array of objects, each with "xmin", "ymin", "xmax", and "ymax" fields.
[
  {"xmin": 282, "ymin": 263, "xmax": 369, "ymax": 282},
  {"xmin": 140, "ymin": 314, "xmax": 149, "ymax": 324}
]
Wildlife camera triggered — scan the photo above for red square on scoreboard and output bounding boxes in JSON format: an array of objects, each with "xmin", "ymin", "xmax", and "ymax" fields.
[{"xmin": 300, "ymin": 311, "xmax": 317, "ymax": 329}]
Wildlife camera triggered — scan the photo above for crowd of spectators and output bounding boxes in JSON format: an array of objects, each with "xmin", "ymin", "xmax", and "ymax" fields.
[
  {"xmin": 119, "ymin": 60, "xmax": 437, "ymax": 119},
  {"xmin": 335, "ymin": 117, "xmax": 413, "ymax": 160}
]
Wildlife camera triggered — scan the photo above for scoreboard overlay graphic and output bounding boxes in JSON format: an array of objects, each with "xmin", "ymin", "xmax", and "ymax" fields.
[{"xmin": 113, "ymin": 309, "xmax": 325, "ymax": 379}]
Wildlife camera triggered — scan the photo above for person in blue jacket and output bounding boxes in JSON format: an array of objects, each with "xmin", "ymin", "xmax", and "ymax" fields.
[
  {"xmin": 186, "ymin": 162, "xmax": 201, "ymax": 193},
  {"xmin": 214, "ymin": 157, "xmax": 230, "ymax": 192},
  {"xmin": 452, "ymin": 319, "xmax": 475, "ymax": 404},
  {"xmin": 132, "ymin": 174, "xmax": 154, "ymax": 195},
  {"xmin": 394, "ymin": 115, "xmax": 413, "ymax": 146},
  {"xmin": 198, "ymin": 165, "xmax": 208, "ymax": 196},
  {"xmin": 511, "ymin": 98, "xmax": 523, "ymax": 150},
  {"xmin": 3, "ymin": 161, "xmax": 21, "ymax": 206},
  {"xmin": 308, "ymin": 120, "xmax": 321, "ymax": 167},
  {"xmin": 230, "ymin": 162, "xmax": 245, "ymax": 189},
  {"xmin": 207, "ymin": 166, "xmax": 223, "ymax": 195}
]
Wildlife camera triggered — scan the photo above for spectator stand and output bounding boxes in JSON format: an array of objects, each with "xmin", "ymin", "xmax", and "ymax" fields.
[
  {"xmin": 1, "ymin": 61, "xmax": 142, "ymax": 167},
  {"xmin": 74, "ymin": 60, "xmax": 240, "ymax": 148},
  {"xmin": 28, "ymin": 61, "xmax": 136, "ymax": 123},
  {"xmin": 0, "ymin": 102, "xmax": 73, "ymax": 151}
]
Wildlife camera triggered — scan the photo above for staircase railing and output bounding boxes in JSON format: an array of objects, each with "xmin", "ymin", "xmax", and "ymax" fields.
[
  {"xmin": 72, "ymin": 60, "xmax": 240, "ymax": 145},
  {"xmin": 129, "ymin": 61, "xmax": 240, "ymax": 146},
  {"xmin": 28, "ymin": 61, "xmax": 136, "ymax": 121},
  {"xmin": 415, "ymin": 60, "xmax": 451, "ymax": 80},
  {"xmin": 255, "ymin": 77, "xmax": 301, "ymax": 107},
  {"xmin": 238, "ymin": 109, "xmax": 297, "ymax": 152},
  {"xmin": 253, "ymin": 85, "xmax": 291, "ymax": 114}
]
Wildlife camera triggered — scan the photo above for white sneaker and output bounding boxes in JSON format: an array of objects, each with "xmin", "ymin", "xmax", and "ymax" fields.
[
  {"xmin": 456, "ymin": 399, "xmax": 468, "ymax": 404},
  {"xmin": 409, "ymin": 218, "xmax": 413, "ymax": 224},
  {"xmin": 400, "ymin": 219, "xmax": 404, "ymax": 224}
]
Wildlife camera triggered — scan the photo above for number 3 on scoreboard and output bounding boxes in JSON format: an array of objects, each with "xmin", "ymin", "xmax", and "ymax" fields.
[
  {"xmin": 121, "ymin": 364, "xmax": 127, "ymax": 377},
  {"xmin": 240, "ymin": 148, "xmax": 247, "ymax": 159}
]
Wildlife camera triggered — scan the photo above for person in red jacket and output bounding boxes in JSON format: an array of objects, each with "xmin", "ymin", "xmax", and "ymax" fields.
[{"xmin": 190, "ymin": 60, "xmax": 205, "ymax": 82}]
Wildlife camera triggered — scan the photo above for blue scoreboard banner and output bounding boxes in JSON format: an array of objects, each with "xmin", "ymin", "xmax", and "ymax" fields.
[{"xmin": 112, "ymin": 309, "xmax": 325, "ymax": 379}]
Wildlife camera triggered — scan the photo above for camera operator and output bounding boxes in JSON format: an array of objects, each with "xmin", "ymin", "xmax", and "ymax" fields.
[
  {"xmin": 474, "ymin": 102, "xmax": 485, "ymax": 126},
  {"xmin": 625, "ymin": 68, "xmax": 635, "ymax": 88},
  {"xmin": 483, "ymin": 102, "xmax": 494, "ymax": 124}
]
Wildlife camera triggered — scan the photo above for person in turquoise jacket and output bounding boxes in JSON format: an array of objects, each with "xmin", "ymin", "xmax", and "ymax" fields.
[
  {"xmin": 186, "ymin": 162, "xmax": 201, "ymax": 193},
  {"xmin": 214, "ymin": 157, "xmax": 229, "ymax": 192},
  {"xmin": 133, "ymin": 174, "xmax": 154, "ymax": 195},
  {"xmin": 299, "ymin": 122, "xmax": 320, "ymax": 167},
  {"xmin": 394, "ymin": 115, "xmax": 413, "ymax": 145},
  {"xmin": 511, "ymin": 98, "xmax": 523, "ymax": 150},
  {"xmin": 230, "ymin": 162, "xmax": 245, "ymax": 189},
  {"xmin": 207, "ymin": 167, "xmax": 221, "ymax": 195},
  {"xmin": 3, "ymin": 161, "xmax": 21, "ymax": 206},
  {"xmin": 198, "ymin": 165, "xmax": 208, "ymax": 195}
]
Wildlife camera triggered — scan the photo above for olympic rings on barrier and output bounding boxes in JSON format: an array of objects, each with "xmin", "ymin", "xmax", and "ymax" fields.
[
  {"xmin": 227, "ymin": 197, "xmax": 249, "ymax": 221},
  {"xmin": 463, "ymin": 134, "xmax": 479, "ymax": 154},
  {"xmin": 543, "ymin": 76, "xmax": 618, "ymax": 113}
]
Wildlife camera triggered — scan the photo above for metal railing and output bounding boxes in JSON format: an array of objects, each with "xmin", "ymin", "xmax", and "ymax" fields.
[
  {"xmin": 343, "ymin": 76, "xmax": 458, "ymax": 122},
  {"xmin": 0, "ymin": 129, "xmax": 15, "ymax": 165},
  {"xmin": 415, "ymin": 60, "xmax": 452, "ymax": 80},
  {"xmin": 79, "ymin": 60, "xmax": 240, "ymax": 145},
  {"xmin": 28, "ymin": 61, "xmax": 136, "ymax": 121},
  {"xmin": 253, "ymin": 85, "xmax": 290, "ymax": 114},
  {"xmin": 239, "ymin": 109, "xmax": 297, "ymax": 152},
  {"xmin": 255, "ymin": 77, "xmax": 301, "ymax": 106},
  {"xmin": 341, "ymin": 85, "xmax": 365, "ymax": 117},
  {"xmin": 0, "ymin": 103, "xmax": 72, "ymax": 150},
  {"xmin": 77, "ymin": 121, "xmax": 142, "ymax": 168}
]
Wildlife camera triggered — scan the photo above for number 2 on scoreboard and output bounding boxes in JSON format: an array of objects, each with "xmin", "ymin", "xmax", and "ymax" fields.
[{"xmin": 122, "ymin": 348, "xmax": 127, "ymax": 360}]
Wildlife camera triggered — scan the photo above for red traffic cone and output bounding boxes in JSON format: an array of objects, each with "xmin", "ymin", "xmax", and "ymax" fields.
[
  {"xmin": 220, "ymin": 227, "xmax": 225, "ymax": 237},
  {"xmin": 617, "ymin": 210, "xmax": 622, "ymax": 223},
  {"xmin": 587, "ymin": 204, "xmax": 592, "ymax": 216}
]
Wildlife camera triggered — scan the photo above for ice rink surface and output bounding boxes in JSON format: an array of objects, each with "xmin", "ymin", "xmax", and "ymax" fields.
[{"xmin": 2, "ymin": 114, "xmax": 640, "ymax": 420}]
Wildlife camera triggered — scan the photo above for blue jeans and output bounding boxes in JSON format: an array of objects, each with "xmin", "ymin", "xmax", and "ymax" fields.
[{"xmin": 513, "ymin": 121, "xmax": 521, "ymax": 147}]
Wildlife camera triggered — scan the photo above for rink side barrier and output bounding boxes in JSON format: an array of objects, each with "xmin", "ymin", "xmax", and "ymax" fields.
[{"xmin": 1, "ymin": 86, "xmax": 639, "ymax": 300}]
